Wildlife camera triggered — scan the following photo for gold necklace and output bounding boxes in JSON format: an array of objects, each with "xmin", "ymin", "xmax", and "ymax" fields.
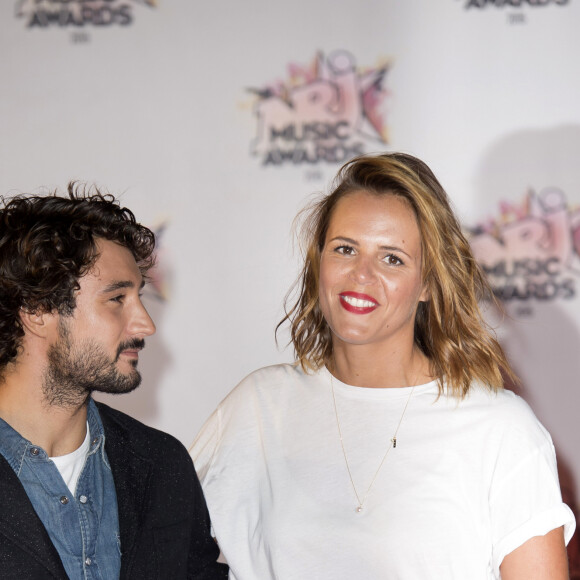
[{"xmin": 330, "ymin": 375, "xmax": 415, "ymax": 513}]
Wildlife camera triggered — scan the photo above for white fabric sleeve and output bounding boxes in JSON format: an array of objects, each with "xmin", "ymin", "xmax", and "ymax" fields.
[
  {"xmin": 189, "ymin": 407, "xmax": 221, "ymax": 484},
  {"xmin": 490, "ymin": 431, "xmax": 576, "ymax": 575}
]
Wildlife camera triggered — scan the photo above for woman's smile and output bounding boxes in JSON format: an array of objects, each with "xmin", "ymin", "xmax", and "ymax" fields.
[{"xmin": 339, "ymin": 291, "xmax": 379, "ymax": 313}]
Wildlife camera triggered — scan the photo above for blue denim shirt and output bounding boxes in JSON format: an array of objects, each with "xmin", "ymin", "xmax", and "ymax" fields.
[{"xmin": 0, "ymin": 399, "xmax": 121, "ymax": 579}]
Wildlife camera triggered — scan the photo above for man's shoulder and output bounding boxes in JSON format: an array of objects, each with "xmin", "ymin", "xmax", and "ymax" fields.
[{"xmin": 95, "ymin": 401, "xmax": 188, "ymax": 461}]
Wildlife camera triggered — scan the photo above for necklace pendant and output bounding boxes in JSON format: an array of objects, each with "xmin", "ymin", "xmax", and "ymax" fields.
[{"xmin": 331, "ymin": 377, "xmax": 415, "ymax": 518}]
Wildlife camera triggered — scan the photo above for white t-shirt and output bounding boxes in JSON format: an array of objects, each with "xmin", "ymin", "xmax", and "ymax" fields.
[
  {"xmin": 191, "ymin": 364, "xmax": 575, "ymax": 580},
  {"xmin": 50, "ymin": 422, "xmax": 90, "ymax": 497}
]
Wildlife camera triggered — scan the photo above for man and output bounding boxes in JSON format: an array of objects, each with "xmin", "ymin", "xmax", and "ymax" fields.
[{"xmin": 0, "ymin": 185, "xmax": 227, "ymax": 579}]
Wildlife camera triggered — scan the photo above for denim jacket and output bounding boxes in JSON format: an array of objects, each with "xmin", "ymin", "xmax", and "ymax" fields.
[{"xmin": 0, "ymin": 399, "xmax": 121, "ymax": 579}]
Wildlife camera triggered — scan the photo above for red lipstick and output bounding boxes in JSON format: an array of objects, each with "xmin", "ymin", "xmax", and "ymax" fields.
[{"xmin": 339, "ymin": 291, "xmax": 379, "ymax": 314}]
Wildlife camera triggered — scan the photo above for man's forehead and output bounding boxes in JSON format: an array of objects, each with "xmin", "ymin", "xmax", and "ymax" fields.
[{"xmin": 82, "ymin": 240, "xmax": 143, "ymax": 288}]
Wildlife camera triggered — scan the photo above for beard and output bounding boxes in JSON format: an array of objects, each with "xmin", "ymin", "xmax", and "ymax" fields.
[{"xmin": 43, "ymin": 320, "xmax": 145, "ymax": 408}]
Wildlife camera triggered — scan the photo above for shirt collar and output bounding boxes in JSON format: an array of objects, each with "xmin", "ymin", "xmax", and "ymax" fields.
[{"xmin": 0, "ymin": 397, "xmax": 106, "ymax": 475}]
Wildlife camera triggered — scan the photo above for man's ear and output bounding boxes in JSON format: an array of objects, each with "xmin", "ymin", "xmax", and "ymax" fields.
[{"xmin": 19, "ymin": 309, "xmax": 58, "ymax": 339}]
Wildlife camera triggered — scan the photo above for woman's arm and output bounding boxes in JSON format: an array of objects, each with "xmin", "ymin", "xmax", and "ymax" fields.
[{"xmin": 500, "ymin": 527, "xmax": 569, "ymax": 580}]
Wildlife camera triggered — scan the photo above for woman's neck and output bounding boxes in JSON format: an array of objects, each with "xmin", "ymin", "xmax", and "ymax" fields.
[{"xmin": 329, "ymin": 342, "xmax": 432, "ymax": 388}]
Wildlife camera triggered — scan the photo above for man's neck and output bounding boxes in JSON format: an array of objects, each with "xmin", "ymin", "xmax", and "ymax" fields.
[{"xmin": 0, "ymin": 369, "xmax": 89, "ymax": 457}]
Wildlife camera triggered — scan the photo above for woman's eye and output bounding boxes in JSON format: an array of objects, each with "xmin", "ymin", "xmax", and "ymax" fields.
[
  {"xmin": 335, "ymin": 245, "xmax": 355, "ymax": 255},
  {"xmin": 384, "ymin": 254, "xmax": 403, "ymax": 265}
]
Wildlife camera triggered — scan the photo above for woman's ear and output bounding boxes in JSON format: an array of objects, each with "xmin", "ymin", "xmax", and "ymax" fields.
[{"xmin": 419, "ymin": 283, "xmax": 430, "ymax": 303}]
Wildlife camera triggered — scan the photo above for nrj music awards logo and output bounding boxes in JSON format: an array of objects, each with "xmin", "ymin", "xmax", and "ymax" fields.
[
  {"xmin": 144, "ymin": 221, "xmax": 170, "ymax": 302},
  {"xmin": 15, "ymin": 0, "xmax": 156, "ymax": 28},
  {"xmin": 458, "ymin": 0, "xmax": 568, "ymax": 8},
  {"xmin": 469, "ymin": 188, "xmax": 580, "ymax": 303},
  {"xmin": 249, "ymin": 50, "xmax": 390, "ymax": 167}
]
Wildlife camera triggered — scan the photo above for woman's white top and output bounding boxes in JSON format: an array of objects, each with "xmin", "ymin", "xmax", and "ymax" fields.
[{"xmin": 191, "ymin": 364, "xmax": 575, "ymax": 580}]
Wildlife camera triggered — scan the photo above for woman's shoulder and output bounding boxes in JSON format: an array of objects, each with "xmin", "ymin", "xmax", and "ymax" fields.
[
  {"xmin": 234, "ymin": 362, "xmax": 308, "ymax": 390},
  {"xmin": 467, "ymin": 384, "xmax": 536, "ymax": 414},
  {"xmin": 242, "ymin": 362, "xmax": 306, "ymax": 383},
  {"xmin": 219, "ymin": 362, "xmax": 316, "ymax": 407},
  {"xmin": 462, "ymin": 385, "xmax": 552, "ymax": 446}
]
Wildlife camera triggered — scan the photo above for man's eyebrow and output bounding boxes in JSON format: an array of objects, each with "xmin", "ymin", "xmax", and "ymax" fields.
[{"xmin": 101, "ymin": 280, "xmax": 145, "ymax": 293}]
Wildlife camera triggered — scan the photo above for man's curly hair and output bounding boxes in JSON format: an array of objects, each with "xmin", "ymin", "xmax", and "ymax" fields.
[{"xmin": 0, "ymin": 182, "xmax": 155, "ymax": 371}]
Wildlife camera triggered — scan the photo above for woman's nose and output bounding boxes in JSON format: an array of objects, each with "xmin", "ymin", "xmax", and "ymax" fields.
[{"xmin": 349, "ymin": 255, "xmax": 376, "ymax": 285}]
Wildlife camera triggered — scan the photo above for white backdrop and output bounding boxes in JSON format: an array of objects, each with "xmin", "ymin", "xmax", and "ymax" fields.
[{"xmin": 2, "ymin": 0, "xmax": 579, "ymax": 555}]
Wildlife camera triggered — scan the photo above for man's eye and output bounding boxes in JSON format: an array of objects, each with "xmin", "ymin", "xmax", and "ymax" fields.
[{"xmin": 111, "ymin": 295, "xmax": 125, "ymax": 304}]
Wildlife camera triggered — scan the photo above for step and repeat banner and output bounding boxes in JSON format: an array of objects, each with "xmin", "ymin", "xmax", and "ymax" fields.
[{"xmin": 1, "ymin": 0, "xmax": 579, "ymax": 564}]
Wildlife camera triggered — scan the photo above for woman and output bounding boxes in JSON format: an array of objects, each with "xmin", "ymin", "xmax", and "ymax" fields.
[{"xmin": 191, "ymin": 153, "xmax": 575, "ymax": 579}]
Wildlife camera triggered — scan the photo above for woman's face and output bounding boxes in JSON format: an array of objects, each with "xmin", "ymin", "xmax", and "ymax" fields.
[{"xmin": 318, "ymin": 190, "xmax": 427, "ymax": 352}]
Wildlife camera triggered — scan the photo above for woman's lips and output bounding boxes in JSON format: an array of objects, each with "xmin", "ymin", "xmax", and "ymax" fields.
[{"xmin": 339, "ymin": 291, "xmax": 379, "ymax": 314}]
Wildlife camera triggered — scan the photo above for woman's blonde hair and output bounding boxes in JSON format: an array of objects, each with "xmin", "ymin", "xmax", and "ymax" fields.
[{"xmin": 278, "ymin": 152, "xmax": 515, "ymax": 397}]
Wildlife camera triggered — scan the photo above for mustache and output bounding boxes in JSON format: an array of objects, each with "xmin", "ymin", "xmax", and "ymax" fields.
[{"xmin": 115, "ymin": 338, "xmax": 146, "ymax": 359}]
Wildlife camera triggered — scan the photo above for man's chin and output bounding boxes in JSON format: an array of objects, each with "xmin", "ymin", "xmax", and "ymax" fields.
[
  {"xmin": 115, "ymin": 371, "xmax": 142, "ymax": 394},
  {"xmin": 93, "ymin": 370, "xmax": 142, "ymax": 395},
  {"xmin": 116, "ymin": 357, "xmax": 139, "ymax": 370}
]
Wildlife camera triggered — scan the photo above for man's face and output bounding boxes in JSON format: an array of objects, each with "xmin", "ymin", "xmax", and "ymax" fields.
[{"xmin": 43, "ymin": 239, "xmax": 156, "ymax": 407}]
